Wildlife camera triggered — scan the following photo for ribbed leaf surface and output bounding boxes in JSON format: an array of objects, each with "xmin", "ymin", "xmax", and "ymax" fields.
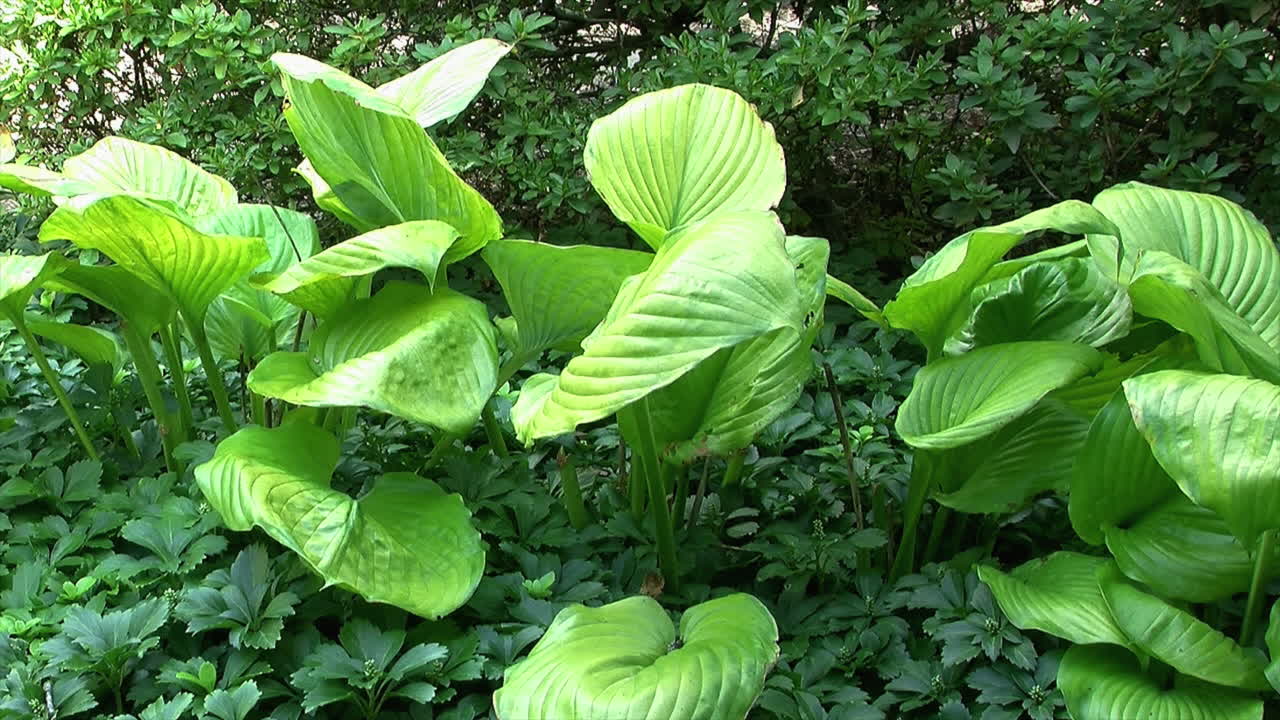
[
  {"xmin": 977, "ymin": 552, "xmax": 1131, "ymax": 650},
  {"xmin": 376, "ymin": 39, "xmax": 511, "ymax": 128}
]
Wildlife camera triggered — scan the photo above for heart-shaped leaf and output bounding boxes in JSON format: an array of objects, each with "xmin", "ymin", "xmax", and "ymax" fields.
[
  {"xmin": 1058, "ymin": 645, "xmax": 1263, "ymax": 720},
  {"xmin": 583, "ymin": 84, "xmax": 786, "ymax": 250},
  {"xmin": 194, "ymin": 422, "xmax": 484, "ymax": 619},
  {"xmin": 493, "ymin": 594, "xmax": 779, "ymax": 720},
  {"xmin": 249, "ymin": 282, "xmax": 498, "ymax": 434}
]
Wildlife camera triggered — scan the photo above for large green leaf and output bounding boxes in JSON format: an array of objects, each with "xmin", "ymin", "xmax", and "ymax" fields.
[
  {"xmin": 1264, "ymin": 600, "xmax": 1280, "ymax": 693},
  {"xmin": 1099, "ymin": 569, "xmax": 1269, "ymax": 690},
  {"xmin": 824, "ymin": 272, "xmax": 883, "ymax": 324},
  {"xmin": 977, "ymin": 552, "xmax": 1132, "ymax": 650},
  {"xmin": 583, "ymin": 84, "xmax": 786, "ymax": 250},
  {"xmin": 896, "ymin": 341, "xmax": 1102, "ymax": 450},
  {"xmin": 1058, "ymin": 645, "xmax": 1263, "ymax": 720},
  {"xmin": 1105, "ymin": 494, "xmax": 1273, "ymax": 604},
  {"xmin": 24, "ymin": 316, "xmax": 124, "ymax": 372},
  {"xmin": 1091, "ymin": 182, "xmax": 1280, "ymax": 353},
  {"xmin": 0, "ymin": 253, "xmax": 61, "ymax": 317},
  {"xmin": 249, "ymin": 282, "xmax": 498, "ymax": 434},
  {"xmin": 273, "ymin": 53, "xmax": 502, "ymax": 253},
  {"xmin": 493, "ymin": 594, "xmax": 779, "ymax": 720},
  {"xmin": 259, "ymin": 220, "xmax": 462, "ymax": 320},
  {"xmin": 193, "ymin": 422, "xmax": 484, "ymax": 619},
  {"xmin": 482, "ymin": 238, "xmax": 653, "ymax": 355},
  {"xmin": 1, "ymin": 137, "xmax": 236, "ymax": 216},
  {"xmin": 42, "ymin": 263, "xmax": 174, "ymax": 335},
  {"xmin": 1069, "ymin": 389, "xmax": 1177, "ymax": 545},
  {"xmin": 884, "ymin": 200, "xmax": 1120, "ymax": 358},
  {"xmin": 510, "ymin": 212, "xmax": 803, "ymax": 443},
  {"xmin": 39, "ymin": 195, "xmax": 268, "ymax": 324},
  {"xmin": 1124, "ymin": 370, "xmax": 1280, "ymax": 551},
  {"xmin": 376, "ymin": 39, "xmax": 511, "ymax": 128},
  {"xmin": 946, "ymin": 257, "xmax": 1131, "ymax": 353}
]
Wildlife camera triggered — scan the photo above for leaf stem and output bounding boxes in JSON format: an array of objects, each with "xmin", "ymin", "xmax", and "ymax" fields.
[
  {"xmin": 890, "ymin": 452, "xmax": 938, "ymax": 580},
  {"xmin": 10, "ymin": 313, "xmax": 99, "ymax": 461},
  {"xmin": 1241, "ymin": 529, "xmax": 1276, "ymax": 644},
  {"xmin": 159, "ymin": 323, "xmax": 194, "ymax": 440},
  {"xmin": 671, "ymin": 464, "xmax": 690, "ymax": 530},
  {"xmin": 557, "ymin": 448, "xmax": 590, "ymax": 529},
  {"xmin": 633, "ymin": 397, "xmax": 680, "ymax": 589},
  {"xmin": 422, "ymin": 431, "xmax": 458, "ymax": 472},
  {"xmin": 824, "ymin": 362, "xmax": 865, "ymax": 531},
  {"xmin": 722, "ymin": 449, "xmax": 746, "ymax": 486},
  {"xmin": 688, "ymin": 458, "xmax": 710, "ymax": 529},
  {"xmin": 495, "ymin": 349, "xmax": 536, "ymax": 391},
  {"xmin": 481, "ymin": 400, "xmax": 508, "ymax": 458},
  {"xmin": 186, "ymin": 317, "xmax": 237, "ymax": 433},
  {"xmin": 121, "ymin": 324, "xmax": 181, "ymax": 474}
]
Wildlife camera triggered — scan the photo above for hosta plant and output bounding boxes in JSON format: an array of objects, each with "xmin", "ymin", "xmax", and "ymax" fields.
[{"xmin": 883, "ymin": 182, "xmax": 1280, "ymax": 718}]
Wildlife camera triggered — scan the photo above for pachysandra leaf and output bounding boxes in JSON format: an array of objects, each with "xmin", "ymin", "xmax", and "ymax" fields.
[
  {"xmin": 249, "ymin": 282, "xmax": 498, "ymax": 434},
  {"xmin": 1058, "ymin": 645, "xmax": 1263, "ymax": 720},
  {"xmin": 259, "ymin": 220, "xmax": 462, "ymax": 319},
  {"xmin": 376, "ymin": 39, "xmax": 511, "ymax": 128},
  {"xmin": 493, "ymin": 594, "xmax": 779, "ymax": 720},
  {"xmin": 272, "ymin": 53, "xmax": 502, "ymax": 252},
  {"xmin": 977, "ymin": 552, "xmax": 1133, "ymax": 650},
  {"xmin": 39, "ymin": 195, "xmax": 269, "ymax": 323},
  {"xmin": 896, "ymin": 341, "xmax": 1102, "ymax": 450},
  {"xmin": 482, "ymin": 238, "xmax": 653, "ymax": 355},
  {"xmin": 1099, "ymin": 569, "xmax": 1270, "ymax": 691},
  {"xmin": 1124, "ymin": 370, "xmax": 1280, "ymax": 552},
  {"xmin": 584, "ymin": 84, "xmax": 786, "ymax": 250},
  {"xmin": 194, "ymin": 422, "xmax": 484, "ymax": 619},
  {"xmin": 511, "ymin": 211, "xmax": 803, "ymax": 444}
]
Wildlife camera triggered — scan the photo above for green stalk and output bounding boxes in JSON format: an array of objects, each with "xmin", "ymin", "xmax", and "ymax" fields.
[
  {"xmin": 250, "ymin": 391, "xmax": 267, "ymax": 427},
  {"xmin": 495, "ymin": 350, "xmax": 536, "ymax": 391},
  {"xmin": 481, "ymin": 400, "xmax": 508, "ymax": 458},
  {"xmin": 159, "ymin": 323, "xmax": 194, "ymax": 440},
  {"xmin": 923, "ymin": 505, "xmax": 951, "ymax": 564},
  {"xmin": 1241, "ymin": 529, "xmax": 1276, "ymax": 644},
  {"xmin": 121, "ymin": 324, "xmax": 181, "ymax": 474},
  {"xmin": 185, "ymin": 318, "xmax": 237, "ymax": 433},
  {"xmin": 422, "ymin": 431, "xmax": 458, "ymax": 472},
  {"xmin": 632, "ymin": 397, "xmax": 679, "ymax": 588},
  {"xmin": 687, "ymin": 458, "xmax": 710, "ymax": 529},
  {"xmin": 872, "ymin": 483, "xmax": 893, "ymax": 571},
  {"xmin": 116, "ymin": 423, "xmax": 141, "ymax": 460},
  {"xmin": 10, "ymin": 314, "xmax": 99, "ymax": 461},
  {"xmin": 556, "ymin": 448, "xmax": 590, "ymax": 529},
  {"xmin": 671, "ymin": 465, "xmax": 690, "ymax": 530},
  {"xmin": 824, "ymin": 362, "xmax": 865, "ymax": 530},
  {"xmin": 722, "ymin": 449, "xmax": 746, "ymax": 486},
  {"xmin": 890, "ymin": 454, "xmax": 938, "ymax": 581}
]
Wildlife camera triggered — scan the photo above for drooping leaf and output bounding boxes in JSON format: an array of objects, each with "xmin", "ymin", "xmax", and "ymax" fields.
[
  {"xmin": 1099, "ymin": 569, "xmax": 1269, "ymax": 691},
  {"xmin": 0, "ymin": 252, "xmax": 61, "ymax": 317},
  {"xmin": 376, "ymin": 39, "xmax": 511, "ymax": 128},
  {"xmin": 1124, "ymin": 370, "xmax": 1280, "ymax": 552},
  {"xmin": 272, "ymin": 53, "xmax": 502, "ymax": 253},
  {"xmin": 583, "ymin": 84, "xmax": 786, "ymax": 250},
  {"xmin": 493, "ymin": 594, "xmax": 779, "ymax": 720},
  {"xmin": 260, "ymin": 220, "xmax": 463, "ymax": 320},
  {"xmin": 896, "ymin": 341, "xmax": 1102, "ymax": 450},
  {"xmin": 510, "ymin": 211, "xmax": 803, "ymax": 443},
  {"xmin": 977, "ymin": 552, "xmax": 1132, "ymax": 650},
  {"xmin": 39, "ymin": 195, "xmax": 268, "ymax": 323},
  {"xmin": 194, "ymin": 422, "xmax": 484, "ymax": 619},
  {"xmin": 1057, "ymin": 645, "xmax": 1263, "ymax": 720},
  {"xmin": 42, "ymin": 263, "xmax": 174, "ymax": 335},
  {"xmin": 24, "ymin": 316, "xmax": 124, "ymax": 372},
  {"xmin": 482, "ymin": 238, "xmax": 653, "ymax": 355},
  {"xmin": 825, "ymin": 272, "xmax": 883, "ymax": 324},
  {"xmin": 249, "ymin": 282, "xmax": 498, "ymax": 434}
]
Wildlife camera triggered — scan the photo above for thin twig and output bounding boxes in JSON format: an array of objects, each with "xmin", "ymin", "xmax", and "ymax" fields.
[{"xmin": 823, "ymin": 362, "xmax": 865, "ymax": 531}]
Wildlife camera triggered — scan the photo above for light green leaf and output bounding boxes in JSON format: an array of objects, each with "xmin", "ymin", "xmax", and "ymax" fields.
[
  {"xmin": 977, "ymin": 552, "xmax": 1132, "ymax": 650},
  {"xmin": 1264, "ymin": 600, "xmax": 1280, "ymax": 693},
  {"xmin": 272, "ymin": 53, "xmax": 502, "ymax": 253},
  {"xmin": 24, "ymin": 316, "xmax": 124, "ymax": 372},
  {"xmin": 0, "ymin": 164, "xmax": 95, "ymax": 198},
  {"xmin": 0, "ymin": 129, "xmax": 14, "ymax": 164},
  {"xmin": 1058, "ymin": 645, "xmax": 1263, "ymax": 720},
  {"xmin": 825, "ymin": 272, "xmax": 883, "ymax": 324},
  {"xmin": 295, "ymin": 159, "xmax": 363, "ymax": 229},
  {"xmin": 510, "ymin": 211, "xmax": 803, "ymax": 443},
  {"xmin": 482, "ymin": 238, "xmax": 653, "ymax": 355},
  {"xmin": 261, "ymin": 220, "xmax": 463, "ymax": 320},
  {"xmin": 1100, "ymin": 569, "xmax": 1269, "ymax": 691},
  {"xmin": 947, "ymin": 258, "xmax": 1131, "ymax": 353},
  {"xmin": 0, "ymin": 253, "xmax": 61, "ymax": 317},
  {"xmin": 493, "ymin": 594, "xmax": 779, "ymax": 720},
  {"xmin": 583, "ymin": 84, "xmax": 786, "ymax": 250},
  {"xmin": 1124, "ymin": 370, "xmax": 1280, "ymax": 552},
  {"xmin": 39, "ymin": 195, "xmax": 268, "ymax": 323},
  {"xmin": 249, "ymin": 282, "xmax": 498, "ymax": 434},
  {"xmin": 896, "ymin": 341, "xmax": 1102, "ymax": 450},
  {"xmin": 194, "ymin": 422, "xmax": 483, "ymax": 619},
  {"xmin": 43, "ymin": 263, "xmax": 174, "ymax": 335},
  {"xmin": 376, "ymin": 39, "xmax": 511, "ymax": 128}
]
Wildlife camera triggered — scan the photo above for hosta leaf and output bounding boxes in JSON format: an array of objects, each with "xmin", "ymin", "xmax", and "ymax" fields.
[
  {"xmin": 1, "ymin": 137, "xmax": 236, "ymax": 216},
  {"xmin": 1091, "ymin": 182, "xmax": 1280, "ymax": 353},
  {"xmin": 249, "ymin": 282, "xmax": 498, "ymax": 434},
  {"xmin": 947, "ymin": 258, "xmax": 1131, "ymax": 353},
  {"xmin": 376, "ymin": 39, "xmax": 511, "ymax": 128},
  {"xmin": 493, "ymin": 594, "xmax": 779, "ymax": 720},
  {"xmin": 1099, "ymin": 570, "xmax": 1269, "ymax": 690},
  {"xmin": 583, "ymin": 84, "xmax": 785, "ymax": 250},
  {"xmin": 885, "ymin": 200, "xmax": 1120, "ymax": 358},
  {"xmin": 1105, "ymin": 494, "xmax": 1274, "ymax": 604},
  {"xmin": 1264, "ymin": 600, "xmax": 1280, "ymax": 692},
  {"xmin": 273, "ymin": 53, "xmax": 502, "ymax": 252},
  {"xmin": 896, "ymin": 341, "xmax": 1101, "ymax": 450},
  {"xmin": 1069, "ymin": 389, "xmax": 1177, "ymax": 545},
  {"xmin": 194, "ymin": 422, "xmax": 484, "ymax": 619},
  {"xmin": 261, "ymin": 220, "xmax": 463, "ymax": 320},
  {"xmin": 825, "ymin": 273, "xmax": 883, "ymax": 324},
  {"xmin": 1058, "ymin": 645, "xmax": 1263, "ymax": 720},
  {"xmin": 977, "ymin": 552, "xmax": 1131, "ymax": 650},
  {"xmin": 0, "ymin": 252, "xmax": 61, "ymax": 317},
  {"xmin": 24, "ymin": 316, "xmax": 123, "ymax": 372},
  {"xmin": 39, "ymin": 195, "xmax": 268, "ymax": 323},
  {"xmin": 1124, "ymin": 370, "xmax": 1280, "ymax": 552},
  {"xmin": 43, "ymin": 263, "xmax": 174, "ymax": 335},
  {"xmin": 482, "ymin": 238, "xmax": 653, "ymax": 355},
  {"xmin": 510, "ymin": 211, "xmax": 803, "ymax": 443}
]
